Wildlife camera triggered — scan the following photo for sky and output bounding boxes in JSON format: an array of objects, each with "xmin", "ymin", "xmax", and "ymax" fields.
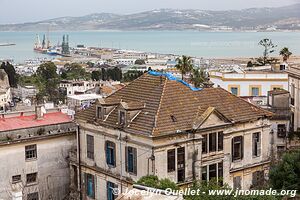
[{"xmin": 0, "ymin": 0, "xmax": 299, "ymax": 24}]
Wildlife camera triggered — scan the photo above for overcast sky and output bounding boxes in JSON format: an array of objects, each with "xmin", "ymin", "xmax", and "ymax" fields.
[{"xmin": 0, "ymin": 0, "xmax": 298, "ymax": 24}]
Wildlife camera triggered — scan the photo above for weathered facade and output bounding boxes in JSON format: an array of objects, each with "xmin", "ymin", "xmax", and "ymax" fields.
[
  {"xmin": 72, "ymin": 73, "xmax": 273, "ymax": 200},
  {"xmin": 0, "ymin": 108, "xmax": 76, "ymax": 200}
]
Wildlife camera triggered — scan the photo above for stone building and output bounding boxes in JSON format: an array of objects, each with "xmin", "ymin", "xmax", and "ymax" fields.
[
  {"xmin": 72, "ymin": 72, "xmax": 273, "ymax": 200},
  {"xmin": 0, "ymin": 107, "xmax": 76, "ymax": 199}
]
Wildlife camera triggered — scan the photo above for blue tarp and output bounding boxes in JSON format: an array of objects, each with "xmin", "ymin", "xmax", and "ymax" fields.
[{"xmin": 148, "ymin": 71, "xmax": 202, "ymax": 91}]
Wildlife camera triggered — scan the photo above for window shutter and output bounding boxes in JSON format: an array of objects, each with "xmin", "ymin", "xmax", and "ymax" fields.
[
  {"xmin": 231, "ymin": 138, "xmax": 234, "ymax": 161},
  {"xmin": 105, "ymin": 141, "xmax": 109, "ymax": 165},
  {"xmin": 241, "ymin": 136, "xmax": 244, "ymax": 160},
  {"xmin": 133, "ymin": 148, "xmax": 137, "ymax": 175},
  {"xmin": 92, "ymin": 175, "xmax": 95, "ymax": 198},
  {"xmin": 257, "ymin": 134, "xmax": 261, "ymax": 156},
  {"xmin": 113, "ymin": 142, "xmax": 116, "ymax": 166},
  {"xmin": 125, "ymin": 146, "xmax": 128, "ymax": 172}
]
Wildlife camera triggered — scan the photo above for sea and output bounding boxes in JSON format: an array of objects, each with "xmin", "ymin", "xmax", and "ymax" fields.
[{"xmin": 0, "ymin": 31, "xmax": 300, "ymax": 64}]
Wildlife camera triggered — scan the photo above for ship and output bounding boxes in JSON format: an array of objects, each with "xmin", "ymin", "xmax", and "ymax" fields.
[
  {"xmin": 33, "ymin": 34, "xmax": 47, "ymax": 53},
  {"xmin": 0, "ymin": 43, "xmax": 16, "ymax": 47}
]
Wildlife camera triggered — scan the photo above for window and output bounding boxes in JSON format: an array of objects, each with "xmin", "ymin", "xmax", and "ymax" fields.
[
  {"xmin": 12, "ymin": 175, "xmax": 21, "ymax": 183},
  {"xmin": 126, "ymin": 146, "xmax": 137, "ymax": 174},
  {"xmin": 86, "ymin": 173, "xmax": 95, "ymax": 199},
  {"xmin": 203, "ymin": 132, "xmax": 223, "ymax": 154},
  {"xmin": 218, "ymin": 132, "xmax": 223, "ymax": 151},
  {"xmin": 230, "ymin": 87, "xmax": 238, "ymax": 96},
  {"xmin": 202, "ymin": 162, "xmax": 223, "ymax": 183},
  {"xmin": 107, "ymin": 181, "xmax": 116, "ymax": 200},
  {"xmin": 26, "ymin": 172, "xmax": 37, "ymax": 184},
  {"xmin": 291, "ymin": 84, "xmax": 295, "ymax": 106},
  {"xmin": 25, "ymin": 144, "xmax": 37, "ymax": 160},
  {"xmin": 209, "ymin": 132, "xmax": 217, "ymax": 152},
  {"xmin": 252, "ymin": 170, "xmax": 264, "ymax": 187},
  {"xmin": 232, "ymin": 136, "xmax": 243, "ymax": 161},
  {"xmin": 251, "ymin": 87, "xmax": 260, "ymax": 96},
  {"xmin": 252, "ymin": 132, "xmax": 261, "ymax": 157},
  {"xmin": 277, "ymin": 124, "xmax": 286, "ymax": 138},
  {"xmin": 209, "ymin": 164, "xmax": 217, "ymax": 180},
  {"xmin": 202, "ymin": 166, "xmax": 207, "ymax": 182},
  {"xmin": 177, "ymin": 147, "xmax": 185, "ymax": 183},
  {"xmin": 167, "ymin": 149, "xmax": 175, "ymax": 172},
  {"xmin": 86, "ymin": 135, "xmax": 94, "ymax": 160},
  {"xmin": 27, "ymin": 192, "xmax": 39, "ymax": 200},
  {"xmin": 106, "ymin": 141, "xmax": 116, "ymax": 167},
  {"xmin": 233, "ymin": 176, "xmax": 241, "ymax": 189},
  {"xmin": 97, "ymin": 106, "xmax": 102, "ymax": 119},
  {"xmin": 119, "ymin": 111, "xmax": 126, "ymax": 125},
  {"xmin": 218, "ymin": 162, "xmax": 223, "ymax": 185},
  {"xmin": 202, "ymin": 134, "xmax": 207, "ymax": 153}
]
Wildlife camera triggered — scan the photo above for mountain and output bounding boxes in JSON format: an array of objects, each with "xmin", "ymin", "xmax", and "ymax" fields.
[{"xmin": 1, "ymin": 4, "xmax": 300, "ymax": 31}]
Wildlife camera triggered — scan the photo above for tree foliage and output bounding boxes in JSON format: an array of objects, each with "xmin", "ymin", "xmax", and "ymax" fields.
[
  {"xmin": 257, "ymin": 39, "xmax": 277, "ymax": 66},
  {"xmin": 135, "ymin": 59, "xmax": 146, "ymax": 65},
  {"xmin": 191, "ymin": 68, "xmax": 208, "ymax": 88},
  {"xmin": 175, "ymin": 55, "xmax": 193, "ymax": 80},
  {"xmin": 61, "ymin": 63, "xmax": 90, "ymax": 80},
  {"xmin": 269, "ymin": 150, "xmax": 300, "ymax": 191},
  {"xmin": 279, "ymin": 47, "xmax": 292, "ymax": 62},
  {"xmin": 136, "ymin": 175, "xmax": 178, "ymax": 190},
  {"xmin": 123, "ymin": 70, "xmax": 144, "ymax": 82},
  {"xmin": 0, "ymin": 62, "xmax": 18, "ymax": 87},
  {"xmin": 36, "ymin": 62, "xmax": 60, "ymax": 103}
]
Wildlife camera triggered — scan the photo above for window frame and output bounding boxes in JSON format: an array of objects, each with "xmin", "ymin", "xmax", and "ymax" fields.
[
  {"xmin": 125, "ymin": 146, "xmax": 137, "ymax": 175},
  {"xmin": 86, "ymin": 134, "xmax": 94, "ymax": 160},
  {"xmin": 252, "ymin": 132, "xmax": 261, "ymax": 157},
  {"xmin": 25, "ymin": 144, "xmax": 37, "ymax": 160},
  {"xmin": 167, "ymin": 149, "xmax": 176, "ymax": 172},
  {"xmin": 105, "ymin": 141, "xmax": 116, "ymax": 167},
  {"xmin": 12, "ymin": 175, "xmax": 21, "ymax": 184},
  {"xmin": 26, "ymin": 172, "xmax": 38, "ymax": 185},
  {"xmin": 232, "ymin": 136, "xmax": 243, "ymax": 161}
]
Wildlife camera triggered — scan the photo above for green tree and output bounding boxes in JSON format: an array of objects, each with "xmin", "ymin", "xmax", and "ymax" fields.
[
  {"xmin": 175, "ymin": 55, "xmax": 193, "ymax": 80},
  {"xmin": 258, "ymin": 39, "xmax": 277, "ymax": 66},
  {"xmin": 279, "ymin": 47, "xmax": 292, "ymax": 62},
  {"xmin": 136, "ymin": 175, "xmax": 178, "ymax": 190},
  {"xmin": 135, "ymin": 59, "xmax": 146, "ymax": 65},
  {"xmin": 0, "ymin": 62, "xmax": 18, "ymax": 87},
  {"xmin": 62, "ymin": 63, "xmax": 90, "ymax": 80},
  {"xmin": 91, "ymin": 71, "xmax": 101, "ymax": 81},
  {"xmin": 36, "ymin": 62, "xmax": 60, "ymax": 103},
  {"xmin": 269, "ymin": 150, "xmax": 300, "ymax": 191},
  {"xmin": 191, "ymin": 68, "xmax": 208, "ymax": 88}
]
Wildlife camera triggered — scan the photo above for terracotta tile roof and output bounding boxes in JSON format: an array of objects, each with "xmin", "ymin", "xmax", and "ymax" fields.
[
  {"xmin": 0, "ymin": 112, "xmax": 72, "ymax": 132},
  {"xmin": 76, "ymin": 73, "xmax": 272, "ymax": 136}
]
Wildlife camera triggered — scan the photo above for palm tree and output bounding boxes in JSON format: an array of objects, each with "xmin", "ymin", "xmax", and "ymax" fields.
[
  {"xmin": 175, "ymin": 55, "xmax": 193, "ymax": 80},
  {"xmin": 279, "ymin": 47, "xmax": 292, "ymax": 62},
  {"xmin": 191, "ymin": 68, "xmax": 209, "ymax": 88}
]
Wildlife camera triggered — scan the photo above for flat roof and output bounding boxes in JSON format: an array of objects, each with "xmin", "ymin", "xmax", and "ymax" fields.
[
  {"xmin": 0, "ymin": 112, "xmax": 72, "ymax": 132},
  {"xmin": 68, "ymin": 94, "xmax": 102, "ymax": 101}
]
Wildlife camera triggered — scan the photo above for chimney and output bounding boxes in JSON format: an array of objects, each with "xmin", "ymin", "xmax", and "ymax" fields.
[{"xmin": 35, "ymin": 105, "xmax": 43, "ymax": 120}]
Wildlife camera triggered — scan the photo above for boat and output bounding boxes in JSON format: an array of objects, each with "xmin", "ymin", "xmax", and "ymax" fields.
[
  {"xmin": 33, "ymin": 34, "xmax": 48, "ymax": 53},
  {"xmin": 0, "ymin": 43, "xmax": 16, "ymax": 47}
]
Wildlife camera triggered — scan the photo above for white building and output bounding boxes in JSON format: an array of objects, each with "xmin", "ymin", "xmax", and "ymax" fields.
[
  {"xmin": 209, "ymin": 69, "xmax": 288, "ymax": 96},
  {"xmin": 60, "ymin": 80, "xmax": 100, "ymax": 96},
  {"xmin": 0, "ymin": 108, "xmax": 76, "ymax": 200},
  {"xmin": 67, "ymin": 94, "xmax": 102, "ymax": 110}
]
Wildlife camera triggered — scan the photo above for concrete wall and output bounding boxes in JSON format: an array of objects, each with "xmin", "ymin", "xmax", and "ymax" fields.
[{"xmin": 0, "ymin": 134, "xmax": 76, "ymax": 200}]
